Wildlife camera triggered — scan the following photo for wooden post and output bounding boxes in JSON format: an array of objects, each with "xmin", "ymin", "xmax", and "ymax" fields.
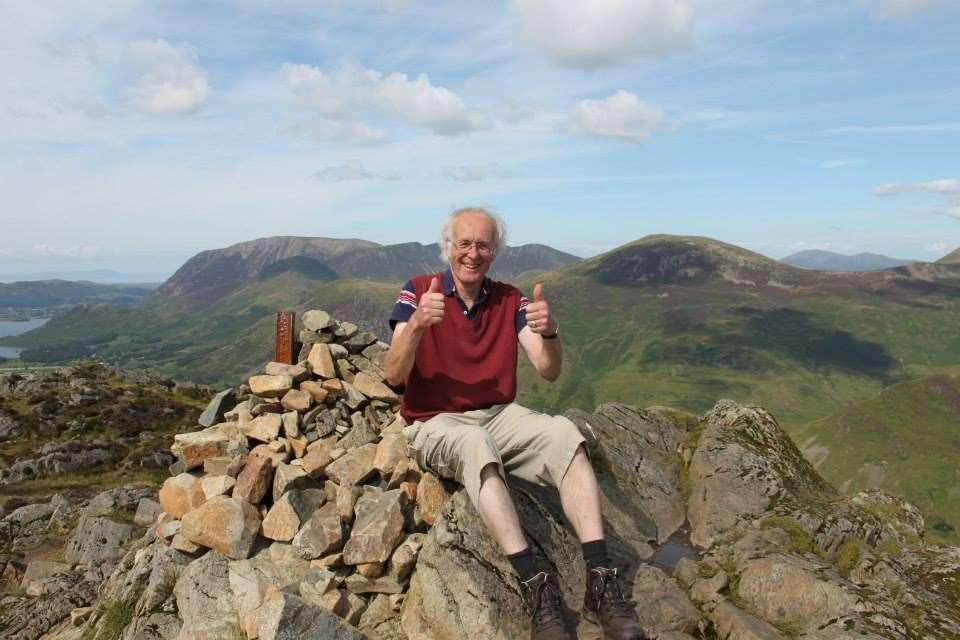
[{"xmin": 275, "ymin": 311, "xmax": 295, "ymax": 364}]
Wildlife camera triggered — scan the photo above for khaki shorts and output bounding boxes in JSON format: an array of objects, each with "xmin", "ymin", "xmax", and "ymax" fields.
[{"xmin": 403, "ymin": 403, "xmax": 586, "ymax": 509}]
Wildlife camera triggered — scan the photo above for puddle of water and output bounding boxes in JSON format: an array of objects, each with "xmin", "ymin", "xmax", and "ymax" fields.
[{"xmin": 647, "ymin": 526, "xmax": 699, "ymax": 574}]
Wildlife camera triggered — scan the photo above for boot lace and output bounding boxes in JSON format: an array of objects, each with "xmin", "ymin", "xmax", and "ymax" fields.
[
  {"xmin": 525, "ymin": 573, "xmax": 566, "ymax": 630},
  {"xmin": 593, "ymin": 568, "xmax": 636, "ymax": 622}
]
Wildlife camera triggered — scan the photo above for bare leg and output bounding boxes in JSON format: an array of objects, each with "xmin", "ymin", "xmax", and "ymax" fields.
[
  {"xmin": 559, "ymin": 445, "xmax": 604, "ymax": 542},
  {"xmin": 476, "ymin": 462, "xmax": 528, "ymax": 554}
]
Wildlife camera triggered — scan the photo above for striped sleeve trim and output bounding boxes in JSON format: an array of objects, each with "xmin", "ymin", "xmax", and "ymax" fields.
[
  {"xmin": 518, "ymin": 296, "xmax": 529, "ymax": 311},
  {"xmin": 397, "ymin": 290, "xmax": 417, "ymax": 309}
]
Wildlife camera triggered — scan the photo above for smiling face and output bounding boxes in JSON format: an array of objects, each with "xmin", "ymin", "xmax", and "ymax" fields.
[{"xmin": 447, "ymin": 211, "xmax": 496, "ymax": 293}]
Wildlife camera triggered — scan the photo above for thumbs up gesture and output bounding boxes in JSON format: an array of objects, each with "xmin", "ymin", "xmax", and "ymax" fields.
[
  {"xmin": 412, "ymin": 277, "xmax": 446, "ymax": 329},
  {"xmin": 525, "ymin": 282, "xmax": 557, "ymax": 336}
]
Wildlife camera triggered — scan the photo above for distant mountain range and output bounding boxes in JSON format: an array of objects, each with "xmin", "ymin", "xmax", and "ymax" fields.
[
  {"xmin": 781, "ymin": 249, "xmax": 915, "ymax": 271},
  {"xmin": 159, "ymin": 236, "xmax": 581, "ymax": 310},
  {"xmin": 0, "ymin": 269, "xmax": 167, "ymax": 284}
]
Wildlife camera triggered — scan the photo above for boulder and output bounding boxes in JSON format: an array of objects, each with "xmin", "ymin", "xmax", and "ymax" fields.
[
  {"xmin": 302, "ymin": 310, "xmax": 332, "ymax": 331},
  {"xmin": 233, "ymin": 446, "xmax": 276, "ymax": 504},
  {"xmin": 273, "ymin": 462, "xmax": 309, "ymax": 502},
  {"xmin": 374, "ymin": 433, "xmax": 406, "ymax": 475},
  {"xmin": 282, "ymin": 411, "xmax": 300, "ymax": 439},
  {"xmin": 64, "ymin": 515, "xmax": 136, "ymax": 565},
  {"xmin": 281, "ymin": 388, "xmax": 313, "ymax": 412},
  {"xmin": 181, "ymin": 496, "xmax": 261, "ymax": 560},
  {"xmin": 300, "ymin": 380, "xmax": 329, "ymax": 404},
  {"xmin": 159, "ymin": 473, "xmax": 207, "ymax": 519},
  {"xmin": 243, "ymin": 413, "xmax": 283, "ymax": 443},
  {"xmin": 265, "ymin": 361, "xmax": 309, "ymax": 382},
  {"xmin": 255, "ymin": 588, "xmax": 366, "ymax": 640},
  {"xmin": 709, "ymin": 601, "xmax": 787, "ymax": 640},
  {"xmin": 325, "ymin": 443, "xmax": 377, "ymax": 486},
  {"xmin": 134, "ymin": 497, "xmax": 163, "ymax": 526},
  {"xmin": 174, "ymin": 551, "xmax": 241, "ymax": 639},
  {"xmin": 248, "ymin": 374, "xmax": 294, "ymax": 398},
  {"xmin": 262, "ymin": 489, "xmax": 326, "ymax": 542},
  {"xmin": 416, "ymin": 472, "xmax": 450, "ymax": 526},
  {"xmin": 202, "ymin": 474, "xmax": 237, "ymax": 499},
  {"xmin": 342, "ymin": 490, "xmax": 406, "ymax": 565}
]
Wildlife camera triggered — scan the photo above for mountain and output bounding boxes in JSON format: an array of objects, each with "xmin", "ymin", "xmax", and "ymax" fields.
[
  {"xmin": 159, "ymin": 236, "xmax": 581, "ymax": 310},
  {"xmin": 795, "ymin": 374, "xmax": 960, "ymax": 542},
  {"xmin": 939, "ymin": 247, "xmax": 960, "ymax": 265},
  {"xmin": 781, "ymin": 249, "xmax": 915, "ymax": 271},
  {"xmin": 0, "ymin": 280, "xmax": 155, "ymax": 309},
  {"xmin": 5, "ymin": 234, "xmax": 960, "ymax": 435}
]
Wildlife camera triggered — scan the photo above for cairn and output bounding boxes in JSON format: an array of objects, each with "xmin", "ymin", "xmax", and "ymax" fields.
[{"xmin": 154, "ymin": 309, "xmax": 451, "ymax": 638}]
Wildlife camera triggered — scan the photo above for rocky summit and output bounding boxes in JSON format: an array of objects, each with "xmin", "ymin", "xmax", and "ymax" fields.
[{"xmin": 1, "ymin": 310, "xmax": 958, "ymax": 640}]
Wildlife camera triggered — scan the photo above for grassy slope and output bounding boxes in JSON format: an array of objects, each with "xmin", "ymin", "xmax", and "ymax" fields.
[{"xmin": 793, "ymin": 375, "xmax": 960, "ymax": 543}]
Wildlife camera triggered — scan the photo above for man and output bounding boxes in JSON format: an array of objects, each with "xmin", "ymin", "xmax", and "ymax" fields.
[{"xmin": 383, "ymin": 207, "xmax": 645, "ymax": 640}]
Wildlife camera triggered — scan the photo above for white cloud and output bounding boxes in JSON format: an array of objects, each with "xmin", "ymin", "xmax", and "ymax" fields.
[
  {"xmin": 28, "ymin": 244, "xmax": 102, "ymax": 257},
  {"xmin": 821, "ymin": 159, "xmax": 862, "ymax": 169},
  {"xmin": 284, "ymin": 119, "xmax": 389, "ymax": 144},
  {"xmin": 441, "ymin": 163, "xmax": 509, "ymax": 182},
  {"xmin": 936, "ymin": 204, "xmax": 960, "ymax": 220},
  {"xmin": 875, "ymin": 178, "xmax": 960, "ymax": 195},
  {"xmin": 926, "ymin": 242, "xmax": 950, "ymax": 253},
  {"xmin": 314, "ymin": 161, "xmax": 399, "ymax": 181},
  {"xmin": 568, "ymin": 91, "xmax": 664, "ymax": 143},
  {"xmin": 512, "ymin": 0, "xmax": 693, "ymax": 68},
  {"xmin": 126, "ymin": 39, "xmax": 210, "ymax": 115},
  {"xmin": 283, "ymin": 63, "xmax": 485, "ymax": 137}
]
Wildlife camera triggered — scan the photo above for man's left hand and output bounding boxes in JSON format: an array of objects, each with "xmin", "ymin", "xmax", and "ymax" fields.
[{"xmin": 525, "ymin": 283, "xmax": 557, "ymax": 336}]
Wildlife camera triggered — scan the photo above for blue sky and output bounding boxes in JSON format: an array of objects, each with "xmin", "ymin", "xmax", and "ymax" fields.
[{"xmin": 1, "ymin": 0, "xmax": 958, "ymax": 276}]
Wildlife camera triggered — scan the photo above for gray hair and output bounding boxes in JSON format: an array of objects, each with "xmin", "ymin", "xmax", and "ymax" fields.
[{"xmin": 438, "ymin": 206, "xmax": 508, "ymax": 264}]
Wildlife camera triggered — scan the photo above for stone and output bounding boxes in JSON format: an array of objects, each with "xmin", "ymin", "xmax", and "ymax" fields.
[
  {"xmin": 416, "ymin": 472, "xmax": 450, "ymax": 526},
  {"xmin": 359, "ymin": 593, "xmax": 403, "ymax": 639},
  {"xmin": 281, "ymin": 388, "xmax": 313, "ymax": 412},
  {"xmin": 64, "ymin": 515, "xmax": 136, "ymax": 565},
  {"xmin": 357, "ymin": 561, "xmax": 385, "ymax": 578},
  {"xmin": 293, "ymin": 502, "xmax": 344, "ymax": 559},
  {"xmin": 308, "ymin": 343, "xmax": 337, "ymax": 378},
  {"xmin": 243, "ymin": 412, "xmax": 283, "ymax": 443},
  {"xmin": 690, "ymin": 569, "xmax": 728, "ymax": 607},
  {"xmin": 631, "ymin": 564, "xmax": 702, "ymax": 637},
  {"xmin": 312, "ymin": 552, "xmax": 344, "ymax": 570},
  {"xmin": 262, "ymin": 490, "xmax": 316, "ymax": 542},
  {"xmin": 353, "ymin": 372, "xmax": 399, "ymax": 403},
  {"xmin": 134, "ymin": 497, "xmax": 163, "ymax": 526},
  {"xmin": 300, "ymin": 380, "xmax": 329, "ymax": 404},
  {"xmin": 171, "ymin": 533, "xmax": 202, "ymax": 554},
  {"xmin": 202, "ymin": 474, "xmax": 237, "ymax": 499},
  {"xmin": 388, "ymin": 533, "xmax": 424, "ymax": 582},
  {"xmin": 159, "ymin": 473, "xmax": 207, "ymax": 519},
  {"xmin": 70, "ymin": 606, "xmax": 93, "ymax": 626},
  {"xmin": 205, "ymin": 454, "xmax": 246, "ymax": 477},
  {"xmin": 256, "ymin": 588, "xmax": 367, "ymax": 640},
  {"xmin": 233, "ymin": 446, "xmax": 276, "ymax": 505},
  {"xmin": 156, "ymin": 519, "xmax": 181, "ymax": 541},
  {"xmin": 325, "ymin": 443, "xmax": 377, "ymax": 486},
  {"xmin": 281, "ymin": 410, "xmax": 300, "ymax": 438},
  {"xmin": 181, "ymin": 495, "xmax": 261, "ymax": 560},
  {"xmin": 172, "ymin": 429, "xmax": 230, "ymax": 471},
  {"xmin": 336, "ymin": 484, "xmax": 363, "ymax": 523},
  {"xmin": 321, "ymin": 378, "xmax": 344, "ymax": 396},
  {"xmin": 342, "ymin": 489, "xmax": 406, "ymax": 565},
  {"xmin": 400, "ymin": 481, "xmax": 418, "ymax": 503},
  {"xmin": 175, "ymin": 551, "xmax": 241, "ymax": 638},
  {"xmin": 248, "ymin": 374, "xmax": 294, "ymax": 398},
  {"xmin": 21, "ymin": 560, "xmax": 71, "ymax": 590},
  {"xmin": 737, "ymin": 553, "xmax": 861, "ymax": 633},
  {"xmin": 265, "ymin": 361, "xmax": 309, "ymax": 382},
  {"xmin": 345, "ymin": 572, "xmax": 405, "ymax": 594},
  {"xmin": 302, "ymin": 310, "xmax": 332, "ymax": 331},
  {"xmin": 341, "ymin": 381, "xmax": 366, "ymax": 410},
  {"xmin": 710, "ymin": 601, "xmax": 787, "ymax": 640},
  {"xmin": 228, "ymin": 559, "xmax": 274, "ymax": 633},
  {"xmin": 273, "ymin": 462, "xmax": 309, "ymax": 502},
  {"xmin": 337, "ymin": 411, "xmax": 378, "ymax": 449},
  {"xmin": 300, "ymin": 569, "xmax": 338, "ymax": 599},
  {"xmin": 374, "ymin": 432, "xmax": 407, "ymax": 475},
  {"xmin": 198, "ymin": 388, "xmax": 236, "ymax": 427},
  {"xmin": 301, "ymin": 447, "xmax": 334, "ymax": 478},
  {"xmin": 289, "ymin": 435, "xmax": 308, "ymax": 458}
]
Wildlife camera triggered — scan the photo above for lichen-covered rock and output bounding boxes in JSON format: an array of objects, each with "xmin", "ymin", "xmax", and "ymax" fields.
[
  {"xmin": 255, "ymin": 588, "xmax": 367, "ymax": 640},
  {"xmin": 64, "ymin": 515, "xmax": 136, "ymax": 566},
  {"xmin": 174, "ymin": 551, "xmax": 241, "ymax": 639}
]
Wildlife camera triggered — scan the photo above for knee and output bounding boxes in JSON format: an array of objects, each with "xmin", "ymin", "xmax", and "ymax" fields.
[
  {"xmin": 553, "ymin": 417, "xmax": 585, "ymax": 449},
  {"xmin": 462, "ymin": 426, "xmax": 498, "ymax": 453}
]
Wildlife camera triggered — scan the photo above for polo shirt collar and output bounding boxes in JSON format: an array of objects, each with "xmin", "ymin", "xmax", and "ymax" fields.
[{"xmin": 442, "ymin": 268, "xmax": 491, "ymax": 301}]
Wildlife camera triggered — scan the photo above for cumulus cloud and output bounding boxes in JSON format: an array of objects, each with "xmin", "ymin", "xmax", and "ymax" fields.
[
  {"xmin": 876, "ymin": 177, "xmax": 960, "ymax": 221},
  {"xmin": 313, "ymin": 161, "xmax": 399, "ymax": 181},
  {"xmin": 568, "ymin": 91, "xmax": 664, "ymax": 143},
  {"xmin": 512, "ymin": 0, "xmax": 693, "ymax": 68},
  {"xmin": 441, "ymin": 163, "xmax": 510, "ymax": 182},
  {"xmin": 126, "ymin": 39, "xmax": 210, "ymax": 115},
  {"xmin": 283, "ymin": 63, "xmax": 485, "ymax": 137}
]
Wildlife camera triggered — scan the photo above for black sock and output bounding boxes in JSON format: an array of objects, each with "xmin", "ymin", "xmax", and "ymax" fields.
[
  {"xmin": 582, "ymin": 539, "xmax": 610, "ymax": 571},
  {"xmin": 507, "ymin": 548, "xmax": 538, "ymax": 581}
]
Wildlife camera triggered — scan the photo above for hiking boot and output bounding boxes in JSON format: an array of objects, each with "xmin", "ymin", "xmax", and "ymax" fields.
[
  {"xmin": 582, "ymin": 567, "xmax": 647, "ymax": 640},
  {"xmin": 519, "ymin": 571, "xmax": 574, "ymax": 640}
]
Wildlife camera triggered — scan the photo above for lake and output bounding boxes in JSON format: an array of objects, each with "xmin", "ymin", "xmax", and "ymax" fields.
[{"xmin": 0, "ymin": 318, "xmax": 49, "ymax": 359}]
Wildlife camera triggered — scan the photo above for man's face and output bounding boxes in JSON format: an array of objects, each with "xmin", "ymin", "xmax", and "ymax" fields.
[{"xmin": 448, "ymin": 212, "xmax": 496, "ymax": 289}]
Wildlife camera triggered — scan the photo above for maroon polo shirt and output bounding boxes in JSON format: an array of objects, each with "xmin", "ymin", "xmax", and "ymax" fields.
[{"xmin": 389, "ymin": 269, "xmax": 529, "ymax": 423}]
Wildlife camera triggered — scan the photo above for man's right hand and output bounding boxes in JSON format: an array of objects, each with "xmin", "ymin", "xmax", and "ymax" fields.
[{"xmin": 411, "ymin": 277, "xmax": 445, "ymax": 329}]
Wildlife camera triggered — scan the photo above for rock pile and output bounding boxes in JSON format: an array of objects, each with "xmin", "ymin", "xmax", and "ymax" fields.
[{"xmin": 135, "ymin": 310, "xmax": 451, "ymax": 638}]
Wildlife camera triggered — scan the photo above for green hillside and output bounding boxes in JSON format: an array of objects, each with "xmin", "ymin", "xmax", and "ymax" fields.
[
  {"xmin": 793, "ymin": 375, "xmax": 960, "ymax": 543},
  {"xmin": 5, "ymin": 235, "xmax": 960, "ymax": 437}
]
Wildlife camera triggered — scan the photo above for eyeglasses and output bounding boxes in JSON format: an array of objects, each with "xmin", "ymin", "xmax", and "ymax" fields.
[{"xmin": 453, "ymin": 239, "xmax": 493, "ymax": 255}]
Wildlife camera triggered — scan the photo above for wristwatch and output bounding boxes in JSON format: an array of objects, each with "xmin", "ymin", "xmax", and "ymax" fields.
[{"xmin": 542, "ymin": 321, "xmax": 559, "ymax": 340}]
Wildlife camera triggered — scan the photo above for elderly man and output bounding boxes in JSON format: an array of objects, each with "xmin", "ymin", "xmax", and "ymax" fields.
[{"xmin": 383, "ymin": 208, "xmax": 644, "ymax": 640}]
